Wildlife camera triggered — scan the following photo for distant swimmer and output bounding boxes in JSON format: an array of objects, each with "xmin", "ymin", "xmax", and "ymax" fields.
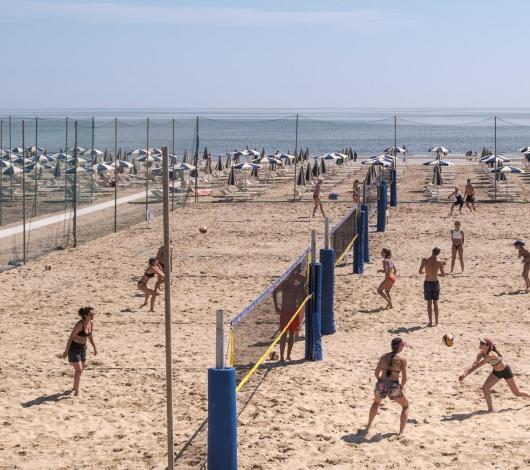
[
  {"xmin": 513, "ymin": 240, "xmax": 530, "ymax": 292},
  {"xmin": 459, "ymin": 338, "xmax": 530, "ymax": 412},
  {"xmin": 450, "ymin": 221, "xmax": 464, "ymax": 273},
  {"xmin": 62, "ymin": 307, "xmax": 97, "ymax": 397},
  {"xmin": 419, "ymin": 247, "xmax": 445, "ymax": 327},
  {"xmin": 312, "ymin": 178, "xmax": 325, "ymax": 217},
  {"xmin": 463, "ymin": 178, "xmax": 476, "ymax": 212},
  {"xmin": 377, "ymin": 248, "xmax": 397, "ymax": 309},
  {"xmin": 447, "ymin": 186, "xmax": 464, "ymax": 216},
  {"xmin": 155, "ymin": 239, "xmax": 174, "ymax": 292},
  {"xmin": 137, "ymin": 256, "xmax": 165, "ymax": 312},
  {"xmin": 366, "ymin": 337, "xmax": 409, "ymax": 435}
]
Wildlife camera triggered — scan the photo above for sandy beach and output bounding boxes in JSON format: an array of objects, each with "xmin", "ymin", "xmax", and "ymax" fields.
[{"xmin": 1, "ymin": 163, "xmax": 530, "ymax": 469}]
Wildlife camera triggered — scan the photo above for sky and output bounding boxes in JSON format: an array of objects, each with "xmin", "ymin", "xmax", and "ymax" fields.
[{"xmin": 1, "ymin": 0, "xmax": 529, "ymax": 110}]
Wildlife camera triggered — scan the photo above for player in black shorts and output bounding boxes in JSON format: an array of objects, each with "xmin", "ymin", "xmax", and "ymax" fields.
[{"xmin": 448, "ymin": 186, "xmax": 464, "ymax": 216}]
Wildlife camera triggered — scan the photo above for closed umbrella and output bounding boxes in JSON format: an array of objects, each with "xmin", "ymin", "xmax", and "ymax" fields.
[
  {"xmin": 53, "ymin": 159, "xmax": 61, "ymax": 178},
  {"xmin": 227, "ymin": 166, "xmax": 236, "ymax": 186},
  {"xmin": 216, "ymin": 155, "xmax": 224, "ymax": 172},
  {"xmin": 203, "ymin": 147, "xmax": 209, "ymax": 160},
  {"xmin": 305, "ymin": 161, "xmax": 312, "ymax": 181},
  {"xmin": 203, "ymin": 158, "xmax": 212, "ymax": 174},
  {"xmin": 250, "ymin": 165, "xmax": 259, "ymax": 178},
  {"xmin": 321, "ymin": 158, "xmax": 326, "ymax": 174},
  {"xmin": 432, "ymin": 164, "xmax": 443, "ymax": 186},
  {"xmin": 225, "ymin": 154, "xmax": 232, "ymax": 169},
  {"xmin": 312, "ymin": 159, "xmax": 320, "ymax": 177},
  {"xmin": 297, "ymin": 165, "xmax": 306, "ymax": 186}
]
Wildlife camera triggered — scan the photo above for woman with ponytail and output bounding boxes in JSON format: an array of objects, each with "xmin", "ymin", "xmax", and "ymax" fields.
[
  {"xmin": 62, "ymin": 307, "xmax": 97, "ymax": 396},
  {"xmin": 367, "ymin": 337, "xmax": 409, "ymax": 435},
  {"xmin": 459, "ymin": 338, "xmax": 530, "ymax": 411}
]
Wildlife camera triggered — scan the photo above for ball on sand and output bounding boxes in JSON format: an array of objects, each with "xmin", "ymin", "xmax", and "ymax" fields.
[
  {"xmin": 443, "ymin": 334, "xmax": 456, "ymax": 347},
  {"xmin": 199, "ymin": 226, "xmax": 207, "ymax": 234}
]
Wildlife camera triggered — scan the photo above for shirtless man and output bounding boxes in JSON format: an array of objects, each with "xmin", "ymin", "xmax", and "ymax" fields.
[
  {"xmin": 366, "ymin": 337, "xmax": 409, "ymax": 435},
  {"xmin": 463, "ymin": 178, "xmax": 476, "ymax": 212},
  {"xmin": 155, "ymin": 239, "xmax": 174, "ymax": 292},
  {"xmin": 419, "ymin": 247, "xmax": 445, "ymax": 326},
  {"xmin": 312, "ymin": 178, "xmax": 325, "ymax": 217}
]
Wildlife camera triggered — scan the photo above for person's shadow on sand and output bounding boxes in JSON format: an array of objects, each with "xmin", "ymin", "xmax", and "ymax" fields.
[
  {"xmin": 388, "ymin": 325, "xmax": 426, "ymax": 335},
  {"xmin": 21, "ymin": 390, "xmax": 72, "ymax": 408},
  {"xmin": 441, "ymin": 405, "xmax": 530, "ymax": 422},
  {"xmin": 494, "ymin": 290, "xmax": 527, "ymax": 297},
  {"xmin": 342, "ymin": 429, "xmax": 396, "ymax": 444}
]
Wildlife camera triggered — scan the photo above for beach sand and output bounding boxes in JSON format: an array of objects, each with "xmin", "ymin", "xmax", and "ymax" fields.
[{"xmin": 1, "ymin": 163, "xmax": 530, "ymax": 469}]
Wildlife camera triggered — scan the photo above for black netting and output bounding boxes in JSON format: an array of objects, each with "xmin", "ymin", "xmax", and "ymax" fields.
[
  {"xmin": 330, "ymin": 207, "xmax": 358, "ymax": 264},
  {"xmin": 230, "ymin": 249, "xmax": 310, "ymax": 385}
]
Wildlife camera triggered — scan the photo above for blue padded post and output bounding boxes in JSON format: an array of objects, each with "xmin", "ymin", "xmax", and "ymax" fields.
[
  {"xmin": 354, "ymin": 208, "xmax": 365, "ymax": 274},
  {"xmin": 361, "ymin": 204, "xmax": 369, "ymax": 263},
  {"xmin": 208, "ymin": 368, "xmax": 237, "ymax": 470},
  {"xmin": 305, "ymin": 262, "xmax": 323, "ymax": 361},
  {"xmin": 319, "ymin": 248, "xmax": 335, "ymax": 335},
  {"xmin": 377, "ymin": 181, "xmax": 387, "ymax": 232},
  {"xmin": 390, "ymin": 169, "xmax": 397, "ymax": 207}
]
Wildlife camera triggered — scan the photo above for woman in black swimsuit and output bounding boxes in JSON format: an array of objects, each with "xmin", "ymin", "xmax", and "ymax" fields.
[
  {"xmin": 448, "ymin": 186, "xmax": 464, "ymax": 216},
  {"xmin": 62, "ymin": 307, "xmax": 97, "ymax": 396},
  {"xmin": 138, "ymin": 256, "xmax": 165, "ymax": 312},
  {"xmin": 514, "ymin": 240, "xmax": 530, "ymax": 292},
  {"xmin": 459, "ymin": 338, "xmax": 530, "ymax": 411}
]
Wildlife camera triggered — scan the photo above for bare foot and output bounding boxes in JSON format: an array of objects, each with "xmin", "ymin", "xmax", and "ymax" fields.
[
  {"xmin": 149, "ymin": 309, "xmax": 155, "ymax": 313},
  {"xmin": 139, "ymin": 303, "xmax": 147, "ymax": 308},
  {"xmin": 427, "ymin": 322, "xmax": 433, "ymax": 327}
]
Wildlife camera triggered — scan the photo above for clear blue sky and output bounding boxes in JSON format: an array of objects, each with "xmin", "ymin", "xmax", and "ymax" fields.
[{"xmin": 1, "ymin": 0, "xmax": 529, "ymax": 109}]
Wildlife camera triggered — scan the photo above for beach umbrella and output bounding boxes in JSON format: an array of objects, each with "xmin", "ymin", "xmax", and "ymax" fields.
[
  {"xmin": 255, "ymin": 156, "xmax": 282, "ymax": 165},
  {"xmin": 129, "ymin": 149, "xmax": 148, "ymax": 157},
  {"xmin": 0, "ymin": 160, "xmax": 12, "ymax": 168},
  {"xmin": 215, "ymin": 155, "xmax": 224, "ymax": 172},
  {"xmin": 227, "ymin": 166, "xmax": 236, "ymax": 186},
  {"xmin": 24, "ymin": 162, "xmax": 45, "ymax": 174},
  {"xmin": 68, "ymin": 157, "xmax": 87, "ymax": 166},
  {"xmin": 182, "ymin": 149, "xmax": 189, "ymax": 164},
  {"xmin": 491, "ymin": 166, "xmax": 524, "ymax": 174},
  {"xmin": 518, "ymin": 146, "xmax": 530, "ymax": 153},
  {"xmin": 26, "ymin": 146, "xmax": 46, "ymax": 154},
  {"xmin": 432, "ymin": 164, "xmax": 443, "ymax": 186},
  {"xmin": 385, "ymin": 146, "xmax": 406, "ymax": 155},
  {"xmin": 67, "ymin": 146, "xmax": 86, "ymax": 154},
  {"xmin": 116, "ymin": 160, "xmax": 133, "ymax": 169},
  {"xmin": 12, "ymin": 155, "xmax": 32, "ymax": 164},
  {"xmin": 93, "ymin": 162, "xmax": 113, "ymax": 175},
  {"xmin": 53, "ymin": 159, "xmax": 61, "ymax": 178},
  {"xmin": 234, "ymin": 162, "xmax": 261, "ymax": 170},
  {"xmin": 312, "ymin": 159, "xmax": 320, "ymax": 177},
  {"xmin": 66, "ymin": 166, "xmax": 87, "ymax": 175},
  {"xmin": 319, "ymin": 153, "xmax": 340, "ymax": 160},
  {"xmin": 138, "ymin": 154, "xmax": 162, "ymax": 163},
  {"xmin": 297, "ymin": 165, "xmax": 306, "ymax": 186},
  {"xmin": 240, "ymin": 149, "xmax": 260, "ymax": 157},
  {"xmin": 33, "ymin": 154, "xmax": 51, "ymax": 164},
  {"xmin": 423, "ymin": 159, "xmax": 452, "ymax": 166},
  {"xmin": 10, "ymin": 147, "xmax": 24, "ymax": 154},
  {"xmin": 362, "ymin": 158, "xmax": 391, "ymax": 166},
  {"xmin": 429, "ymin": 146, "xmax": 450, "ymax": 154},
  {"xmin": 2, "ymin": 166, "xmax": 23, "ymax": 176},
  {"xmin": 178, "ymin": 162, "xmax": 195, "ymax": 171},
  {"xmin": 50, "ymin": 152, "xmax": 72, "ymax": 160},
  {"xmin": 481, "ymin": 155, "xmax": 510, "ymax": 165},
  {"xmin": 321, "ymin": 158, "xmax": 326, "ymax": 174},
  {"xmin": 86, "ymin": 149, "xmax": 104, "ymax": 158}
]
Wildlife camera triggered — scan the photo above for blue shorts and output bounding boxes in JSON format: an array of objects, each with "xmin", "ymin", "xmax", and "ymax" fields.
[{"xmin": 68, "ymin": 341, "xmax": 87, "ymax": 363}]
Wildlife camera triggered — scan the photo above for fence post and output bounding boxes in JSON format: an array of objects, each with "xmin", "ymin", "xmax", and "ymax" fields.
[
  {"xmin": 306, "ymin": 230, "xmax": 323, "ymax": 360},
  {"xmin": 64, "ymin": 117, "xmax": 68, "ymax": 210},
  {"xmin": 320, "ymin": 217, "xmax": 335, "ymax": 335},
  {"xmin": 354, "ymin": 207, "xmax": 364, "ymax": 274},
  {"xmin": 0, "ymin": 119, "xmax": 3, "ymax": 225},
  {"xmin": 208, "ymin": 309, "xmax": 237, "ymax": 470},
  {"xmin": 9, "ymin": 116, "xmax": 13, "ymax": 203},
  {"xmin": 293, "ymin": 114, "xmax": 299, "ymax": 201},
  {"xmin": 73, "ymin": 121, "xmax": 78, "ymax": 247},
  {"xmin": 377, "ymin": 181, "xmax": 387, "ymax": 232},
  {"xmin": 171, "ymin": 117, "xmax": 175, "ymax": 211},
  {"xmin": 362, "ymin": 203, "xmax": 369, "ymax": 263},
  {"xmin": 162, "ymin": 148, "xmax": 175, "ymax": 470},
  {"xmin": 22, "ymin": 120, "xmax": 26, "ymax": 264},
  {"xmin": 33, "ymin": 116, "xmax": 38, "ymax": 217},
  {"xmin": 145, "ymin": 117, "xmax": 150, "ymax": 221},
  {"xmin": 390, "ymin": 168, "xmax": 397, "ymax": 207},
  {"xmin": 494, "ymin": 115, "xmax": 497, "ymax": 201},
  {"xmin": 194, "ymin": 117, "xmax": 199, "ymax": 203},
  {"xmin": 114, "ymin": 117, "xmax": 118, "ymax": 233},
  {"xmin": 90, "ymin": 117, "xmax": 95, "ymax": 200}
]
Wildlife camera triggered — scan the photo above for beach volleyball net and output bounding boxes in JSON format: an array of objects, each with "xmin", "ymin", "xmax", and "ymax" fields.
[
  {"xmin": 331, "ymin": 206, "xmax": 358, "ymax": 266},
  {"xmin": 229, "ymin": 248, "xmax": 311, "ymax": 390}
]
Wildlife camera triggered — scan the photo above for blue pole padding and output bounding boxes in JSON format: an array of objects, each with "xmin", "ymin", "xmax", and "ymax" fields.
[
  {"xmin": 390, "ymin": 169, "xmax": 397, "ymax": 207},
  {"xmin": 383, "ymin": 181, "xmax": 388, "ymax": 211},
  {"xmin": 354, "ymin": 209, "xmax": 364, "ymax": 274},
  {"xmin": 319, "ymin": 248, "xmax": 335, "ymax": 335},
  {"xmin": 361, "ymin": 205, "xmax": 369, "ymax": 263},
  {"xmin": 208, "ymin": 367, "xmax": 237, "ymax": 470},
  {"xmin": 377, "ymin": 182, "xmax": 387, "ymax": 232},
  {"xmin": 305, "ymin": 262, "xmax": 323, "ymax": 361}
]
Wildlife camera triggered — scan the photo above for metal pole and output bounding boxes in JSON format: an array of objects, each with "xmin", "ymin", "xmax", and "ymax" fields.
[
  {"xmin": 494, "ymin": 116, "xmax": 497, "ymax": 201},
  {"xmin": 161, "ymin": 147, "xmax": 175, "ymax": 470},
  {"xmin": 171, "ymin": 118, "xmax": 175, "ymax": 211},
  {"xmin": 64, "ymin": 117, "xmax": 68, "ymax": 210},
  {"xmin": 145, "ymin": 117, "xmax": 149, "ymax": 221},
  {"xmin": 90, "ymin": 117, "xmax": 95, "ymax": 199},
  {"xmin": 33, "ymin": 117, "xmax": 38, "ymax": 217},
  {"xmin": 0, "ymin": 119, "xmax": 3, "ymax": 225},
  {"xmin": 194, "ymin": 117, "xmax": 199, "ymax": 203},
  {"xmin": 324, "ymin": 217, "xmax": 329, "ymax": 250},
  {"xmin": 293, "ymin": 114, "xmax": 299, "ymax": 201},
  {"xmin": 114, "ymin": 117, "xmax": 118, "ymax": 233},
  {"xmin": 73, "ymin": 121, "xmax": 78, "ymax": 247},
  {"xmin": 393, "ymin": 115, "xmax": 397, "ymax": 169},
  {"xmin": 311, "ymin": 229, "xmax": 316, "ymax": 268},
  {"xmin": 22, "ymin": 120, "xmax": 26, "ymax": 264},
  {"xmin": 9, "ymin": 116, "xmax": 13, "ymax": 202},
  {"xmin": 216, "ymin": 310, "xmax": 224, "ymax": 369}
]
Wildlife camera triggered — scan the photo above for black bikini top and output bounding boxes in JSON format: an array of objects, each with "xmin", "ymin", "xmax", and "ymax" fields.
[
  {"xmin": 144, "ymin": 270, "xmax": 155, "ymax": 278},
  {"xmin": 77, "ymin": 321, "xmax": 90, "ymax": 337}
]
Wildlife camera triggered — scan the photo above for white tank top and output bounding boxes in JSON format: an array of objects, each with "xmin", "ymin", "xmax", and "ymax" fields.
[{"xmin": 452, "ymin": 229, "xmax": 462, "ymax": 240}]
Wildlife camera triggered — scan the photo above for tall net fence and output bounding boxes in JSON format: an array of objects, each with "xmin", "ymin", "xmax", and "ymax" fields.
[
  {"xmin": 330, "ymin": 207, "xmax": 358, "ymax": 265},
  {"xmin": 230, "ymin": 248, "xmax": 310, "ymax": 389}
]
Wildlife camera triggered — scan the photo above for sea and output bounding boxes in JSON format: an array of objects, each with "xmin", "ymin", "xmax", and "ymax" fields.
[{"xmin": 1, "ymin": 108, "xmax": 530, "ymax": 160}]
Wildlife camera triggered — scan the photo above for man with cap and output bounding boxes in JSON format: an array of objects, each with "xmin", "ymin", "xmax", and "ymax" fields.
[{"xmin": 366, "ymin": 337, "xmax": 409, "ymax": 435}]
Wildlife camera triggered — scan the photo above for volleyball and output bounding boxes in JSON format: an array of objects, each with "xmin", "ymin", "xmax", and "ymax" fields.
[
  {"xmin": 443, "ymin": 334, "xmax": 456, "ymax": 347},
  {"xmin": 269, "ymin": 351, "xmax": 279, "ymax": 361},
  {"xmin": 199, "ymin": 226, "xmax": 208, "ymax": 233}
]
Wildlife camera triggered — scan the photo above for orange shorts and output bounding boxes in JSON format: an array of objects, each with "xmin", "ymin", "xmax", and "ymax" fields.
[{"xmin": 280, "ymin": 311, "xmax": 300, "ymax": 332}]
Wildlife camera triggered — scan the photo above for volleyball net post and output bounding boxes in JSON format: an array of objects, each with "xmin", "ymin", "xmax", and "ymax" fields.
[
  {"xmin": 305, "ymin": 230, "xmax": 323, "ymax": 361},
  {"xmin": 208, "ymin": 310, "xmax": 237, "ymax": 470},
  {"xmin": 320, "ymin": 217, "xmax": 335, "ymax": 335},
  {"xmin": 362, "ymin": 203, "xmax": 369, "ymax": 263},
  {"xmin": 354, "ymin": 206, "xmax": 365, "ymax": 274},
  {"xmin": 390, "ymin": 168, "xmax": 398, "ymax": 207},
  {"xmin": 377, "ymin": 181, "xmax": 387, "ymax": 232}
]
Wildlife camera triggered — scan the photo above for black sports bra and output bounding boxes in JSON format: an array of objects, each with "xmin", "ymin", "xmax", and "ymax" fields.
[
  {"xmin": 144, "ymin": 270, "xmax": 155, "ymax": 278},
  {"xmin": 77, "ymin": 321, "xmax": 90, "ymax": 337}
]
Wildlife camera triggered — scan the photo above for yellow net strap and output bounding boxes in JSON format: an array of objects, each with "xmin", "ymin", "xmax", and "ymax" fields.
[
  {"xmin": 334, "ymin": 234, "xmax": 358, "ymax": 266},
  {"xmin": 235, "ymin": 294, "xmax": 312, "ymax": 393}
]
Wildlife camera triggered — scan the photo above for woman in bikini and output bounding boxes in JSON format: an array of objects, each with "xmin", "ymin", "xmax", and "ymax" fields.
[
  {"xmin": 352, "ymin": 179, "xmax": 360, "ymax": 203},
  {"xmin": 62, "ymin": 307, "xmax": 97, "ymax": 396},
  {"xmin": 377, "ymin": 248, "xmax": 397, "ymax": 309},
  {"xmin": 137, "ymin": 256, "xmax": 165, "ymax": 312},
  {"xmin": 367, "ymin": 337, "xmax": 409, "ymax": 435},
  {"xmin": 447, "ymin": 185, "xmax": 464, "ymax": 216},
  {"xmin": 459, "ymin": 338, "xmax": 530, "ymax": 411},
  {"xmin": 514, "ymin": 240, "xmax": 530, "ymax": 292},
  {"xmin": 450, "ymin": 220, "xmax": 464, "ymax": 273},
  {"xmin": 312, "ymin": 178, "xmax": 325, "ymax": 217}
]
